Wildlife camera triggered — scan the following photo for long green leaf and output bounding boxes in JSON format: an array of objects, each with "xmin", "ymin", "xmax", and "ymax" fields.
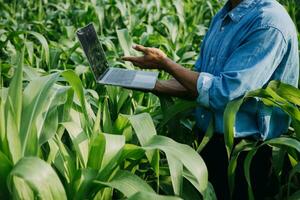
[
  {"xmin": 166, "ymin": 153, "xmax": 183, "ymax": 196},
  {"xmin": 95, "ymin": 170, "xmax": 154, "ymax": 197},
  {"xmin": 4, "ymin": 50, "xmax": 24, "ymax": 163},
  {"xmin": 0, "ymin": 151, "xmax": 12, "ymax": 198},
  {"xmin": 20, "ymin": 73, "xmax": 60, "ymax": 156},
  {"xmin": 116, "ymin": 29, "xmax": 135, "ymax": 69},
  {"xmin": 62, "ymin": 121, "xmax": 89, "ymax": 167},
  {"xmin": 8, "ymin": 157, "xmax": 67, "ymax": 200},
  {"xmin": 128, "ymin": 113, "xmax": 160, "ymax": 181},
  {"xmin": 223, "ymin": 98, "xmax": 244, "ymax": 158},
  {"xmin": 62, "ymin": 70, "xmax": 91, "ymax": 133},
  {"xmin": 268, "ymin": 80, "xmax": 300, "ymax": 106},
  {"xmin": 244, "ymin": 137, "xmax": 300, "ymax": 199},
  {"xmin": 159, "ymin": 100, "xmax": 198, "ymax": 129},
  {"xmin": 145, "ymin": 135, "xmax": 208, "ymax": 195},
  {"xmin": 87, "ymin": 133, "xmax": 106, "ymax": 170},
  {"xmin": 102, "ymin": 98, "xmax": 113, "ymax": 133},
  {"xmin": 27, "ymin": 31, "xmax": 50, "ymax": 66}
]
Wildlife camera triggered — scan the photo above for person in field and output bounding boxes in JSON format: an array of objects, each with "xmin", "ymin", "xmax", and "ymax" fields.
[{"xmin": 122, "ymin": 0, "xmax": 299, "ymax": 199}]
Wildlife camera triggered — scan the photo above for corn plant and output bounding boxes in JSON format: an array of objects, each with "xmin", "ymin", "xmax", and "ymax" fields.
[
  {"xmin": 0, "ymin": 50, "xmax": 216, "ymax": 199},
  {"xmin": 1, "ymin": 0, "xmax": 300, "ymax": 199}
]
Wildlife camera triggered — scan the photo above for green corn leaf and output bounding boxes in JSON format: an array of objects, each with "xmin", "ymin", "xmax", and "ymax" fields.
[
  {"xmin": 11, "ymin": 177, "xmax": 34, "ymax": 200},
  {"xmin": 106, "ymin": 86, "xmax": 117, "ymax": 114},
  {"xmin": 244, "ymin": 137, "xmax": 300, "ymax": 200},
  {"xmin": 4, "ymin": 50, "xmax": 24, "ymax": 163},
  {"xmin": 62, "ymin": 121, "xmax": 89, "ymax": 167},
  {"xmin": 128, "ymin": 113, "xmax": 157, "ymax": 145},
  {"xmin": 27, "ymin": 31, "xmax": 50, "ymax": 66},
  {"xmin": 102, "ymin": 98, "xmax": 113, "ymax": 133},
  {"xmin": 52, "ymin": 138, "xmax": 76, "ymax": 185},
  {"xmin": 101, "ymin": 133, "xmax": 126, "ymax": 170},
  {"xmin": 223, "ymin": 98, "xmax": 244, "ymax": 158},
  {"xmin": 87, "ymin": 133, "xmax": 106, "ymax": 170},
  {"xmin": 0, "ymin": 151, "xmax": 12, "ymax": 198},
  {"xmin": 116, "ymin": 29, "xmax": 132, "ymax": 57},
  {"xmin": 38, "ymin": 106, "xmax": 58, "ymax": 145},
  {"xmin": 128, "ymin": 113, "xmax": 160, "ymax": 177},
  {"xmin": 159, "ymin": 100, "xmax": 198, "ymax": 129},
  {"xmin": 263, "ymin": 137, "xmax": 300, "ymax": 153},
  {"xmin": 288, "ymin": 162, "xmax": 300, "ymax": 196},
  {"xmin": 227, "ymin": 140, "xmax": 257, "ymax": 199},
  {"xmin": 37, "ymin": 85, "xmax": 69, "ymax": 145},
  {"xmin": 166, "ymin": 153, "xmax": 183, "ymax": 196},
  {"xmin": 243, "ymin": 148, "xmax": 257, "ymax": 200},
  {"xmin": 129, "ymin": 113, "xmax": 208, "ymax": 196},
  {"xmin": 161, "ymin": 16, "xmax": 179, "ymax": 44},
  {"xmin": 98, "ymin": 134, "xmax": 126, "ymax": 181},
  {"xmin": 268, "ymin": 80, "xmax": 300, "ymax": 106},
  {"xmin": 145, "ymin": 135, "xmax": 208, "ymax": 195},
  {"xmin": 197, "ymin": 118, "xmax": 214, "ymax": 153},
  {"xmin": 8, "ymin": 157, "xmax": 67, "ymax": 200},
  {"xmin": 172, "ymin": 0, "xmax": 185, "ymax": 23},
  {"xmin": 117, "ymin": 89, "xmax": 131, "ymax": 113},
  {"xmin": 93, "ymin": 102, "xmax": 102, "ymax": 134},
  {"xmin": 62, "ymin": 70, "xmax": 91, "ymax": 132},
  {"xmin": 119, "ymin": 144, "xmax": 145, "ymax": 161},
  {"xmin": 73, "ymin": 134, "xmax": 125, "ymax": 200},
  {"xmin": 20, "ymin": 73, "xmax": 60, "ymax": 156},
  {"xmin": 0, "ymin": 99, "xmax": 9, "ymax": 157},
  {"xmin": 223, "ymin": 82, "xmax": 300, "ymax": 159},
  {"xmin": 128, "ymin": 191, "xmax": 182, "ymax": 200},
  {"xmin": 95, "ymin": 170, "xmax": 154, "ymax": 197},
  {"xmin": 72, "ymin": 168, "xmax": 98, "ymax": 200},
  {"xmin": 116, "ymin": 29, "xmax": 135, "ymax": 69},
  {"xmin": 288, "ymin": 190, "xmax": 300, "ymax": 200},
  {"xmin": 202, "ymin": 182, "xmax": 217, "ymax": 200},
  {"xmin": 24, "ymin": 41, "xmax": 34, "ymax": 65}
]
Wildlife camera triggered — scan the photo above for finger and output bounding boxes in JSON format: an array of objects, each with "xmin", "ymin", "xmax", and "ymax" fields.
[
  {"xmin": 121, "ymin": 56, "xmax": 140, "ymax": 62},
  {"xmin": 133, "ymin": 44, "xmax": 148, "ymax": 53},
  {"xmin": 131, "ymin": 61, "xmax": 149, "ymax": 69}
]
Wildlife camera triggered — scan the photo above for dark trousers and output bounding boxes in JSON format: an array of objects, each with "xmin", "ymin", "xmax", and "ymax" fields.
[{"xmin": 200, "ymin": 134, "xmax": 275, "ymax": 200}]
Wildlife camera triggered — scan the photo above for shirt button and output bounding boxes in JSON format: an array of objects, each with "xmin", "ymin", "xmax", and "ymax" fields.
[
  {"xmin": 221, "ymin": 27, "xmax": 224, "ymax": 31},
  {"xmin": 201, "ymin": 114, "xmax": 205, "ymax": 119}
]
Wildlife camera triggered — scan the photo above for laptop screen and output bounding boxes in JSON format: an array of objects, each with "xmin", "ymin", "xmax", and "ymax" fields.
[{"xmin": 76, "ymin": 23, "xmax": 109, "ymax": 80}]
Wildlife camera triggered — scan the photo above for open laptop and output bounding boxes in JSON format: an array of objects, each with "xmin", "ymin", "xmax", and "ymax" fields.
[{"xmin": 76, "ymin": 23, "xmax": 158, "ymax": 90}]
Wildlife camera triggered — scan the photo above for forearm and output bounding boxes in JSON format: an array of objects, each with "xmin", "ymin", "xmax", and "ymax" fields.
[
  {"xmin": 152, "ymin": 79, "xmax": 196, "ymax": 100},
  {"xmin": 121, "ymin": 44, "xmax": 200, "ymax": 97},
  {"xmin": 161, "ymin": 58, "xmax": 200, "ymax": 97}
]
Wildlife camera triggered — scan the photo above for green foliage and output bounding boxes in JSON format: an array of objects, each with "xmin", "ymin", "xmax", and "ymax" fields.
[{"xmin": 0, "ymin": 0, "xmax": 299, "ymax": 200}]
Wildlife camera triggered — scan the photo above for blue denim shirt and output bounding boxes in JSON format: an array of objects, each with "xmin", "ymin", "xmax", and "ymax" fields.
[{"xmin": 195, "ymin": 0, "xmax": 299, "ymax": 140}]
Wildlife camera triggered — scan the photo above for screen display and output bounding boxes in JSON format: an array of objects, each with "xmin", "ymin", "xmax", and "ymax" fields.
[{"xmin": 77, "ymin": 23, "xmax": 109, "ymax": 80}]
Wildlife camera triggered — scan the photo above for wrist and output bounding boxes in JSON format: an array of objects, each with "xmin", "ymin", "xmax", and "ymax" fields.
[
  {"xmin": 160, "ymin": 57, "xmax": 172, "ymax": 71},
  {"xmin": 151, "ymin": 80, "xmax": 162, "ymax": 94}
]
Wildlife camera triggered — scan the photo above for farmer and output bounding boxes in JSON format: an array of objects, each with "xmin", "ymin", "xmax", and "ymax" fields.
[{"xmin": 122, "ymin": 0, "xmax": 299, "ymax": 199}]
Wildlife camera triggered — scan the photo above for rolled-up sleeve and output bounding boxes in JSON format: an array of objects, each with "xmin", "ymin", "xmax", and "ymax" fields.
[{"xmin": 196, "ymin": 26, "xmax": 287, "ymax": 110}]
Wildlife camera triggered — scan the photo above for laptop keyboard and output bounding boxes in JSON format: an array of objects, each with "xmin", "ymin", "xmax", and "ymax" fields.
[{"xmin": 104, "ymin": 68, "xmax": 136, "ymax": 85}]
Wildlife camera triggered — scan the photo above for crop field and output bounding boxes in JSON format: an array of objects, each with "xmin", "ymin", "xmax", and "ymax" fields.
[{"xmin": 0, "ymin": 0, "xmax": 300, "ymax": 199}]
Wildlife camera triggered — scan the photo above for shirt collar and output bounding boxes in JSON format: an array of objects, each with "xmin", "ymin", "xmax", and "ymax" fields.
[{"xmin": 221, "ymin": 0, "xmax": 259, "ymax": 23}]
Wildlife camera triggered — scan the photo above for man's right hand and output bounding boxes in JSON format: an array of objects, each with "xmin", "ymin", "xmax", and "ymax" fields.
[{"xmin": 121, "ymin": 45, "xmax": 168, "ymax": 70}]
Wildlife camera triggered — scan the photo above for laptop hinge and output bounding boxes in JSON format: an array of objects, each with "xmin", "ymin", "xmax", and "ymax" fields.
[{"xmin": 97, "ymin": 68, "xmax": 110, "ymax": 81}]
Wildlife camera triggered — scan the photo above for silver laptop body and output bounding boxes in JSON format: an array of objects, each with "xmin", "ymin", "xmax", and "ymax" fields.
[{"xmin": 76, "ymin": 23, "xmax": 158, "ymax": 90}]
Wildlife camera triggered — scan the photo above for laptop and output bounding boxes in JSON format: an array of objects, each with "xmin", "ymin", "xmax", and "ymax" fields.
[{"xmin": 76, "ymin": 23, "xmax": 159, "ymax": 90}]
